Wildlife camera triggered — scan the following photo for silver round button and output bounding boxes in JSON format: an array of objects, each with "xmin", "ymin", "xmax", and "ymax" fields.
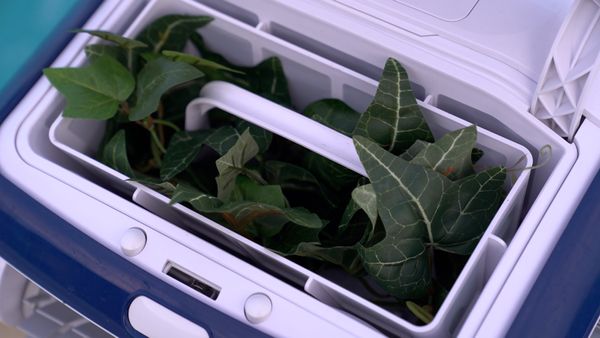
[
  {"xmin": 121, "ymin": 228, "xmax": 147, "ymax": 257},
  {"xmin": 244, "ymin": 293, "xmax": 272, "ymax": 324}
]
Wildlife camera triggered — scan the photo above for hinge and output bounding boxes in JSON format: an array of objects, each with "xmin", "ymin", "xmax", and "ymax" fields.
[{"xmin": 531, "ymin": 0, "xmax": 600, "ymax": 141}]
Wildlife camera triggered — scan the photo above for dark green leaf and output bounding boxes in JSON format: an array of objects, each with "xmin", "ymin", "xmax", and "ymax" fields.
[
  {"xmin": 169, "ymin": 183, "xmax": 222, "ymax": 211},
  {"xmin": 215, "ymin": 129, "xmax": 261, "ymax": 200},
  {"xmin": 190, "ymin": 32, "xmax": 233, "ymax": 66},
  {"xmin": 268, "ymin": 220, "xmax": 324, "ymax": 254},
  {"xmin": 44, "ymin": 55, "xmax": 134, "ymax": 119},
  {"xmin": 400, "ymin": 140, "xmax": 430, "ymax": 161},
  {"xmin": 234, "ymin": 120, "xmax": 272, "ymax": 153},
  {"xmin": 351, "ymin": 184, "xmax": 378, "ymax": 226},
  {"xmin": 160, "ymin": 130, "xmax": 213, "ymax": 181},
  {"xmin": 264, "ymin": 160, "xmax": 338, "ymax": 208},
  {"xmin": 101, "ymin": 130, "xmax": 134, "ymax": 177},
  {"xmin": 471, "ymin": 148, "xmax": 484, "ymax": 163},
  {"xmin": 303, "ymin": 152, "xmax": 360, "ymax": 191},
  {"xmin": 161, "ymin": 79, "xmax": 207, "ymax": 123},
  {"xmin": 285, "ymin": 242, "xmax": 363, "ymax": 274},
  {"xmin": 84, "ymin": 44, "xmax": 126, "ymax": 65},
  {"xmin": 189, "ymin": 34, "xmax": 291, "ymax": 105},
  {"xmin": 140, "ymin": 52, "xmax": 161, "ymax": 62},
  {"xmin": 206, "ymin": 201, "xmax": 323, "ymax": 230},
  {"xmin": 129, "ymin": 57, "xmax": 204, "ymax": 120},
  {"xmin": 410, "ymin": 125, "xmax": 477, "ymax": 180},
  {"xmin": 244, "ymin": 57, "xmax": 292, "ymax": 107},
  {"xmin": 303, "ymin": 99, "xmax": 359, "ymax": 136},
  {"xmin": 137, "ymin": 15, "xmax": 213, "ymax": 53},
  {"xmin": 130, "ymin": 175, "xmax": 176, "ymax": 195},
  {"xmin": 189, "ymin": 33, "xmax": 250, "ymax": 86},
  {"xmin": 76, "ymin": 29, "xmax": 147, "ymax": 49},
  {"xmin": 353, "ymin": 58, "xmax": 433, "ymax": 154},
  {"xmin": 353, "ymin": 135, "xmax": 450, "ymax": 240},
  {"xmin": 431, "ymin": 167, "xmax": 506, "ymax": 254},
  {"xmin": 232, "ymin": 176, "xmax": 288, "ymax": 209},
  {"xmin": 359, "ymin": 234, "xmax": 431, "ymax": 299},
  {"xmin": 202, "ymin": 126, "xmax": 238, "ymax": 155},
  {"xmin": 338, "ymin": 196, "xmax": 362, "ymax": 232},
  {"xmin": 162, "ymin": 50, "xmax": 244, "ymax": 74}
]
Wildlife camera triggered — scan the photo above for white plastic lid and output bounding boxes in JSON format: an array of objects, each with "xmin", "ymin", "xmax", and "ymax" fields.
[
  {"xmin": 388, "ymin": 0, "xmax": 479, "ymax": 22},
  {"xmin": 335, "ymin": 0, "xmax": 599, "ymax": 139}
]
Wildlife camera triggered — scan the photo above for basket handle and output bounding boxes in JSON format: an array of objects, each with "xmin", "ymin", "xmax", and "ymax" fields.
[{"xmin": 185, "ymin": 81, "xmax": 366, "ymax": 176}]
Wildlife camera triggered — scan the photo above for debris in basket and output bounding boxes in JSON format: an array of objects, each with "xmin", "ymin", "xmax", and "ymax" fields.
[{"xmin": 43, "ymin": 14, "xmax": 507, "ymax": 325}]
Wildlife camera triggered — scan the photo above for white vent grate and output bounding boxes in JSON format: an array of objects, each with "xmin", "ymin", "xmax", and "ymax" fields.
[{"xmin": 19, "ymin": 282, "xmax": 112, "ymax": 338}]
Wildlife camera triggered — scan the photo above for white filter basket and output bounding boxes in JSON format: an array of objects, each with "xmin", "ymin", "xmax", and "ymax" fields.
[{"xmin": 47, "ymin": 2, "xmax": 532, "ymax": 331}]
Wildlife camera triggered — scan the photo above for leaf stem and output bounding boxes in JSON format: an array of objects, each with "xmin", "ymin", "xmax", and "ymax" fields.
[
  {"xmin": 153, "ymin": 119, "xmax": 181, "ymax": 132},
  {"xmin": 127, "ymin": 48, "xmax": 133, "ymax": 71},
  {"xmin": 149, "ymin": 126, "xmax": 167, "ymax": 154},
  {"xmin": 242, "ymin": 168, "xmax": 268, "ymax": 185},
  {"xmin": 150, "ymin": 140, "xmax": 162, "ymax": 167},
  {"xmin": 119, "ymin": 101, "xmax": 131, "ymax": 115},
  {"xmin": 157, "ymin": 102, "xmax": 166, "ymax": 145}
]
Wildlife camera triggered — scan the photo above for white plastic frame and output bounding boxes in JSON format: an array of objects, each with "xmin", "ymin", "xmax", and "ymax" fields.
[
  {"xmin": 0, "ymin": 0, "xmax": 584, "ymax": 337},
  {"xmin": 49, "ymin": 20, "xmax": 532, "ymax": 335}
]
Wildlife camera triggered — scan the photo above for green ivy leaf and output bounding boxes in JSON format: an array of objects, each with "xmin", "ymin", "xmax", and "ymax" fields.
[
  {"xmin": 162, "ymin": 50, "xmax": 244, "ymax": 74},
  {"xmin": 264, "ymin": 160, "xmax": 338, "ymax": 208},
  {"xmin": 303, "ymin": 152, "xmax": 360, "ymax": 191},
  {"xmin": 353, "ymin": 58, "xmax": 433, "ymax": 154},
  {"xmin": 234, "ymin": 120, "xmax": 272, "ymax": 153},
  {"xmin": 160, "ymin": 126, "xmax": 241, "ymax": 182},
  {"xmin": 189, "ymin": 33, "xmax": 291, "ymax": 106},
  {"xmin": 190, "ymin": 33, "xmax": 233, "ymax": 66},
  {"xmin": 353, "ymin": 135, "xmax": 450, "ymax": 240},
  {"xmin": 203, "ymin": 126, "xmax": 240, "ymax": 155},
  {"xmin": 303, "ymin": 99, "xmax": 360, "ymax": 136},
  {"xmin": 169, "ymin": 183, "xmax": 222, "ymax": 211},
  {"xmin": 359, "ymin": 234, "xmax": 431, "ymax": 299},
  {"xmin": 244, "ymin": 57, "xmax": 292, "ymax": 107},
  {"xmin": 431, "ymin": 167, "xmax": 506, "ymax": 254},
  {"xmin": 160, "ymin": 130, "xmax": 213, "ymax": 181},
  {"xmin": 101, "ymin": 130, "xmax": 134, "ymax": 177},
  {"xmin": 410, "ymin": 125, "xmax": 477, "ymax": 180},
  {"xmin": 283, "ymin": 242, "xmax": 363, "ymax": 274},
  {"xmin": 84, "ymin": 44, "xmax": 126, "ymax": 65},
  {"xmin": 137, "ymin": 15, "xmax": 213, "ymax": 53},
  {"xmin": 267, "ymin": 219, "xmax": 325, "ymax": 254},
  {"xmin": 130, "ymin": 175, "xmax": 176, "ymax": 195},
  {"xmin": 215, "ymin": 129, "xmax": 261, "ymax": 200},
  {"xmin": 351, "ymin": 184, "xmax": 378, "ymax": 226},
  {"xmin": 129, "ymin": 57, "xmax": 204, "ymax": 120},
  {"xmin": 400, "ymin": 140, "xmax": 431, "ymax": 161},
  {"xmin": 471, "ymin": 148, "xmax": 484, "ymax": 164},
  {"xmin": 206, "ymin": 201, "xmax": 323, "ymax": 231},
  {"xmin": 76, "ymin": 29, "xmax": 147, "ymax": 49},
  {"xmin": 44, "ymin": 55, "xmax": 134, "ymax": 120},
  {"xmin": 232, "ymin": 176, "xmax": 288, "ymax": 209}
]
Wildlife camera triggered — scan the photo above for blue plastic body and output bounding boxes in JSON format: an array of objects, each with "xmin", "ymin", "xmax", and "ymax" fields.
[
  {"xmin": 507, "ymin": 171, "xmax": 600, "ymax": 338},
  {"xmin": 0, "ymin": 2, "xmax": 265, "ymax": 337}
]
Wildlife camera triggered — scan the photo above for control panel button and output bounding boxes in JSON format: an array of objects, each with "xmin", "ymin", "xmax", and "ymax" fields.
[{"xmin": 244, "ymin": 293, "xmax": 272, "ymax": 324}]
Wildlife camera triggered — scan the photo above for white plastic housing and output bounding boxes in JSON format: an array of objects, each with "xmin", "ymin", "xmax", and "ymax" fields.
[
  {"xmin": 47, "ymin": 0, "xmax": 538, "ymax": 334},
  {"xmin": 0, "ymin": 0, "xmax": 590, "ymax": 337}
]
